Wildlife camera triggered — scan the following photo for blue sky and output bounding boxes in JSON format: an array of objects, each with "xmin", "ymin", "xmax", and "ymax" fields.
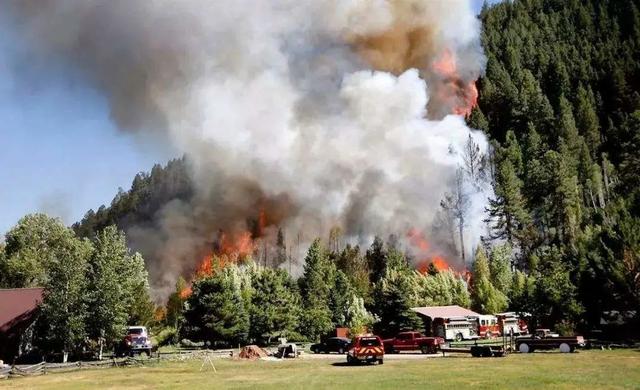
[
  {"xmin": 0, "ymin": 17, "xmax": 170, "ymax": 235},
  {"xmin": 0, "ymin": 0, "xmax": 496, "ymax": 236}
]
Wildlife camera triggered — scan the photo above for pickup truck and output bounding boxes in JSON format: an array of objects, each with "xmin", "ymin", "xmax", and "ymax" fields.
[
  {"xmin": 516, "ymin": 328, "xmax": 585, "ymax": 353},
  {"xmin": 115, "ymin": 326, "xmax": 153, "ymax": 357},
  {"xmin": 347, "ymin": 335, "xmax": 384, "ymax": 365},
  {"xmin": 383, "ymin": 331, "xmax": 444, "ymax": 354}
]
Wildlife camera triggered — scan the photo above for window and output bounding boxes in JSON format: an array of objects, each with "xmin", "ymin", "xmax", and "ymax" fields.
[{"xmin": 359, "ymin": 338, "xmax": 381, "ymax": 347}]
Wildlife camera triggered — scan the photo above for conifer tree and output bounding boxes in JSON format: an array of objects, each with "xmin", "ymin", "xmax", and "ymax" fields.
[
  {"xmin": 470, "ymin": 247, "xmax": 508, "ymax": 314},
  {"xmin": 299, "ymin": 239, "xmax": 334, "ymax": 340},
  {"xmin": 183, "ymin": 266, "xmax": 250, "ymax": 345}
]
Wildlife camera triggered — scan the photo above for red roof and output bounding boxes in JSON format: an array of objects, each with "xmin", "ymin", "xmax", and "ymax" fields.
[
  {"xmin": 411, "ymin": 305, "xmax": 480, "ymax": 319},
  {"xmin": 0, "ymin": 288, "xmax": 44, "ymax": 333}
]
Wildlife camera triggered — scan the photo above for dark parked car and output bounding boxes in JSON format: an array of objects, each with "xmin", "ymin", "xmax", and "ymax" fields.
[{"xmin": 310, "ymin": 337, "xmax": 351, "ymax": 354}]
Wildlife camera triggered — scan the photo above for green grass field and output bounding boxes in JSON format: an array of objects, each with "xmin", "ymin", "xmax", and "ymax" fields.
[{"xmin": 1, "ymin": 350, "xmax": 639, "ymax": 390}]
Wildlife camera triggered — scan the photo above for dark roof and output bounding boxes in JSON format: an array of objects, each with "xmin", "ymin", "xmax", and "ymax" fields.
[
  {"xmin": 411, "ymin": 305, "xmax": 480, "ymax": 319},
  {"xmin": 0, "ymin": 288, "xmax": 44, "ymax": 333}
]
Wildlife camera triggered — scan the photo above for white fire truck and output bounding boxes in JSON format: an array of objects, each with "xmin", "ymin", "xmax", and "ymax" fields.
[
  {"xmin": 434, "ymin": 317, "xmax": 479, "ymax": 341},
  {"xmin": 496, "ymin": 312, "xmax": 529, "ymax": 336}
]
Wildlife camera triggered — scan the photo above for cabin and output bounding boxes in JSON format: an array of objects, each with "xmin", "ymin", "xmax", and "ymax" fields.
[{"xmin": 0, "ymin": 288, "xmax": 44, "ymax": 363}]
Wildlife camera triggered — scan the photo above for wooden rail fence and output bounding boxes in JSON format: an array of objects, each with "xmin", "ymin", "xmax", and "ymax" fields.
[{"xmin": 0, "ymin": 349, "xmax": 233, "ymax": 380}]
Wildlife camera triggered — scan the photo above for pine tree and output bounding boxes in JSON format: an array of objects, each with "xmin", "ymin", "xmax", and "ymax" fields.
[
  {"xmin": 470, "ymin": 247, "xmax": 508, "ymax": 314},
  {"xmin": 575, "ymin": 85, "xmax": 600, "ymax": 158},
  {"xmin": 329, "ymin": 270, "xmax": 355, "ymax": 327},
  {"xmin": 183, "ymin": 266, "xmax": 250, "ymax": 345},
  {"xmin": 249, "ymin": 268, "xmax": 301, "ymax": 344},
  {"xmin": 366, "ymin": 236, "xmax": 387, "ymax": 284},
  {"xmin": 487, "ymin": 157, "xmax": 530, "ymax": 245},
  {"xmin": 373, "ymin": 267, "xmax": 422, "ymax": 337},
  {"xmin": 299, "ymin": 239, "xmax": 334, "ymax": 340}
]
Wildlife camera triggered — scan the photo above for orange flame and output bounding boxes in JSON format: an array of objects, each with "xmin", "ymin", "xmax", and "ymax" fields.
[
  {"xmin": 179, "ymin": 228, "xmax": 259, "ymax": 299},
  {"xmin": 431, "ymin": 49, "xmax": 478, "ymax": 117},
  {"xmin": 431, "ymin": 256, "xmax": 449, "ymax": 271},
  {"xmin": 408, "ymin": 228, "xmax": 470, "ymax": 278},
  {"xmin": 179, "ymin": 286, "xmax": 192, "ymax": 300},
  {"xmin": 408, "ymin": 227, "xmax": 430, "ymax": 252}
]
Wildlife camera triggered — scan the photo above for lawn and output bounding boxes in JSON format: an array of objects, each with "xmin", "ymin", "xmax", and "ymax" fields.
[{"xmin": 1, "ymin": 350, "xmax": 639, "ymax": 390}]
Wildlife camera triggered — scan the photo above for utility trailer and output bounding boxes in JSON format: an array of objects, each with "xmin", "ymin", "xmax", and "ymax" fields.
[
  {"xmin": 440, "ymin": 335, "xmax": 513, "ymax": 358},
  {"xmin": 440, "ymin": 344, "xmax": 508, "ymax": 358}
]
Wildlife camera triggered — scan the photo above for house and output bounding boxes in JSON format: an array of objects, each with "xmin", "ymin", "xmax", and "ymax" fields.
[{"xmin": 0, "ymin": 288, "xmax": 44, "ymax": 363}]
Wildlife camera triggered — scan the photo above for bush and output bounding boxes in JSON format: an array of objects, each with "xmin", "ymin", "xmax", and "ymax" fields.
[{"xmin": 154, "ymin": 327, "xmax": 178, "ymax": 347}]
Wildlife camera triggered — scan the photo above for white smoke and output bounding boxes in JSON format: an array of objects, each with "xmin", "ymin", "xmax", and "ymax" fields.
[{"xmin": 6, "ymin": 0, "xmax": 490, "ymax": 296}]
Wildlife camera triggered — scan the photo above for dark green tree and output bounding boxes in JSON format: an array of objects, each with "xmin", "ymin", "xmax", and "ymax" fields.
[
  {"xmin": 299, "ymin": 239, "xmax": 334, "ymax": 340},
  {"xmin": 365, "ymin": 236, "xmax": 387, "ymax": 284},
  {"xmin": 249, "ymin": 268, "xmax": 301, "ymax": 344},
  {"xmin": 470, "ymin": 247, "xmax": 508, "ymax": 314},
  {"xmin": 183, "ymin": 267, "xmax": 250, "ymax": 345},
  {"xmin": 373, "ymin": 267, "xmax": 422, "ymax": 337}
]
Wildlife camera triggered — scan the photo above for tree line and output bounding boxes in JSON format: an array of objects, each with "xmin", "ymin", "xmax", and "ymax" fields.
[
  {"xmin": 0, "ymin": 214, "xmax": 154, "ymax": 359},
  {"xmin": 156, "ymin": 236, "xmax": 525, "ymax": 346},
  {"xmin": 468, "ymin": 0, "xmax": 640, "ymax": 331}
]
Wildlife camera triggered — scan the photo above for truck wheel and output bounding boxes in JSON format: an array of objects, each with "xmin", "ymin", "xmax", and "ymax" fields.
[
  {"xmin": 559, "ymin": 343, "xmax": 571, "ymax": 353},
  {"xmin": 518, "ymin": 343, "xmax": 531, "ymax": 353},
  {"xmin": 347, "ymin": 355, "xmax": 353, "ymax": 364},
  {"xmin": 378, "ymin": 358, "xmax": 384, "ymax": 365},
  {"xmin": 313, "ymin": 348, "xmax": 319, "ymax": 354},
  {"xmin": 338, "ymin": 348, "xmax": 344, "ymax": 354},
  {"xmin": 455, "ymin": 333, "xmax": 463, "ymax": 342},
  {"xmin": 145, "ymin": 350, "xmax": 151, "ymax": 357},
  {"xmin": 421, "ymin": 346, "xmax": 429, "ymax": 354}
]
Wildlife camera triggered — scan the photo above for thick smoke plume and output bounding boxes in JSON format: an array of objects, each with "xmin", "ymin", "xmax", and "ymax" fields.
[{"xmin": 8, "ymin": 0, "xmax": 489, "ymax": 298}]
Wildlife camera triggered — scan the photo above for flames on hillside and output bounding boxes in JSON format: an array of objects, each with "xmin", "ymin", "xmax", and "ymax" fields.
[
  {"xmin": 407, "ymin": 227, "xmax": 471, "ymax": 283},
  {"xmin": 178, "ymin": 48, "xmax": 479, "ymax": 299},
  {"xmin": 180, "ymin": 224, "xmax": 471, "ymax": 299}
]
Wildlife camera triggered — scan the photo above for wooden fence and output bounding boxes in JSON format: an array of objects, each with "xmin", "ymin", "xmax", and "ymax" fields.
[{"xmin": 0, "ymin": 349, "xmax": 233, "ymax": 380}]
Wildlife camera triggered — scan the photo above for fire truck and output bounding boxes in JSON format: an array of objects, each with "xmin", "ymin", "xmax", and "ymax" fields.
[
  {"xmin": 475, "ymin": 315, "xmax": 501, "ymax": 338},
  {"xmin": 496, "ymin": 312, "xmax": 529, "ymax": 336},
  {"xmin": 434, "ymin": 317, "xmax": 479, "ymax": 341}
]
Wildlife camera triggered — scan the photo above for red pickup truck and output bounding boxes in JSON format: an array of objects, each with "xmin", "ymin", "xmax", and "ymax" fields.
[{"xmin": 383, "ymin": 331, "xmax": 444, "ymax": 354}]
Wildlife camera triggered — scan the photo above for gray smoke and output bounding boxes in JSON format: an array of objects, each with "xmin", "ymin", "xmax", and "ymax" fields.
[{"xmin": 7, "ymin": 0, "xmax": 490, "ymax": 298}]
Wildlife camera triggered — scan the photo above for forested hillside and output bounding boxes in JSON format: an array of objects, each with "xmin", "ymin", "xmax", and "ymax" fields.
[
  {"xmin": 470, "ymin": 0, "xmax": 640, "ymax": 327},
  {"xmin": 69, "ymin": 0, "xmax": 640, "ymax": 333},
  {"xmin": 73, "ymin": 157, "xmax": 193, "ymax": 239}
]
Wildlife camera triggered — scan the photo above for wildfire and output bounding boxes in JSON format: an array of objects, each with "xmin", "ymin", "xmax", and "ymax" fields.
[
  {"xmin": 179, "ymin": 286, "xmax": 192, "ymax": 300},
  {"xmin": 431, "ymin": 49, "xmax": 478, "ymax": 117},
  {"xmin": 179, "ymin": 229, "xmax": 259, "ymax": 299},
  {"xmin": 431, "ymin": 256, "xmax": 449, "ymax": 271},
  {"xmin": 407, "ymin": 228, "xmax": 471, "ymax": 280}
]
